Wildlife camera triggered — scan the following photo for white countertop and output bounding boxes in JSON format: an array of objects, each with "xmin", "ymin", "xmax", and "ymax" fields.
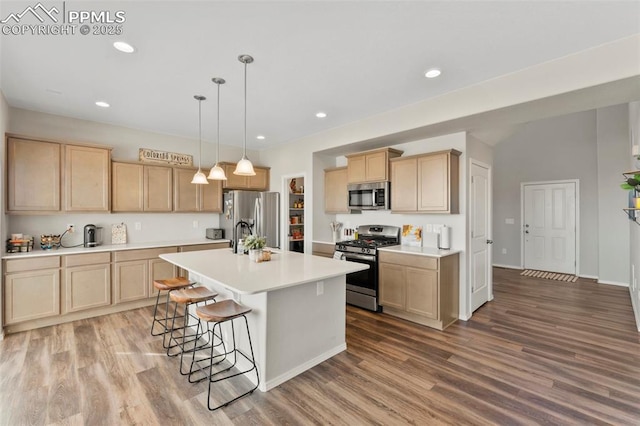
[
  {"xmin": 311, "ymin": 240, "xmax": 334, "ymax": 245},
  {"xmin": 160, "ymin": 249, "xmax": 369, "ymax": 295},
  {"xmin": 378, "ymin": 245, "xmax": 460, "ymax": 258},
  {"xmin": 1, "ymin": 239, "xmax": 230, "ymax": 259}
]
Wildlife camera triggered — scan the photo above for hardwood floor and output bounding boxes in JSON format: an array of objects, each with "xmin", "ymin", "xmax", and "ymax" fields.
[{"xmin": 1, "ymin": 267, "xmax": 639, "ymax": 425}]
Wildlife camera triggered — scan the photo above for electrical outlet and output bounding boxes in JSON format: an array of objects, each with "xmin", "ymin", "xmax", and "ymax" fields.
[
  {"xmin": 501, "ymin": 248, "xmax": 507, "ymax": 254},
  {"xmin": 135, "ymin": 222, "xmax": 142, "ymax": 231},
  {"xmin": 193, "ymin": 220, "xmax": 199, "ymax": 228},
  {"xmin": 317, "ymin": 281, "xmax": 324, "ymax": 296},
  {"xmin": 66, "ymin": 224, "xmax": 74, "ymax": 233}
]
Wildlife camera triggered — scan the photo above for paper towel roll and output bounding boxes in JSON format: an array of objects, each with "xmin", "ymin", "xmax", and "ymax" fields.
[{"xmin": 439, "ymin": 225, "xmax": 451, "ymax": 250}]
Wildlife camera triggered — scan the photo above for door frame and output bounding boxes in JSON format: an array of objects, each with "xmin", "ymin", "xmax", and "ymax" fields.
[
  {"xmin": 468, "ymin": 158, "xmax": 493, "ymax": 314},
  {"xmin": 520, "ymin": 179, "xmax": 580, "ymax": 275}
]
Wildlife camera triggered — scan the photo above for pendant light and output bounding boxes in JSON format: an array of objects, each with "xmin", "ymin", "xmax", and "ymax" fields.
[
  {"xmin": 234, "ymin": 54, "xmax": 256, "ymax": 176},
  {"xmin": 191, "ymin": 95, "xmax": 209, "ymax": 184},
  {"xmin": 208, "ymin": 77, "xmax": 227, "ymax": 180}
]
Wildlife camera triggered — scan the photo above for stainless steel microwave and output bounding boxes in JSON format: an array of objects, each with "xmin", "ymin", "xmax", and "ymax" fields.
[{"xmin": 347, "ymin": 181, "xmax": 390, "ymax": 210}]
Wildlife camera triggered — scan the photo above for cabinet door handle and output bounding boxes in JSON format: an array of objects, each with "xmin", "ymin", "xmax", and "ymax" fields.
[{"xmin": 486, "ymin": 240, "xmax": 493, "ymax": 244}]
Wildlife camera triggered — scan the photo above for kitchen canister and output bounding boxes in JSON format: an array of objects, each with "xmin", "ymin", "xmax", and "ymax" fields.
[{"xmin": 439, "ymin": 225, "xmax": 451, "ymax": 250}]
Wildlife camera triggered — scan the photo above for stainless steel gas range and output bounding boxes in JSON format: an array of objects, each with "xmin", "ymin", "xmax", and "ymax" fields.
[{"xmin": 334, "ymin": 224, "xmax": 400, "ymax": 312}]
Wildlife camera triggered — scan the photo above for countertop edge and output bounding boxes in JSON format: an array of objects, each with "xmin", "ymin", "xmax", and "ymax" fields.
[
  {"xmin": 2, "ymin": 239, "xmax": 231, "ymax": 259},
  {"xmin": 378, "ymin": 245, "xmax": 461, "ymax": 258},
  {"xmin": 160, "ymin": 250, "xmax": 369, "ymax": 295}
]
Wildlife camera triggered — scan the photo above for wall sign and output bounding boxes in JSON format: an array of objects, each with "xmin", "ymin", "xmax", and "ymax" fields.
[{"xmin": 139, "ymin": 148, "xmax": 193, "ymax": 166}]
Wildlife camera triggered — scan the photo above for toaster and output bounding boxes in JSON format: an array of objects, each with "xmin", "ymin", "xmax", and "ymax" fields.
[{"xmin": 206, "ymin": 228, "xmax": 223, "ymax": 240}]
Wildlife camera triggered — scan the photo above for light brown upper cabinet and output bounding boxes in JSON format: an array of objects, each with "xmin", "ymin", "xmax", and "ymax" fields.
[
  {"xmin": 6, "ymin": 135, "xmax": 111, "ymax": 214},
  {"xmin": 219, "ymin": 162, "xmax": 270, "ymax": 191},
  {"xmin": 65, "ymin": 145, "xmax": 111, "ymax": 212},
  {"xmin": 112, "ymin": 162, "xmax": 144, "ymax": 211},
  {"xmin": 390, "ymin": 149, "xmax": 461, "ymax": 214},
  {"xmin": 173, "ymin": 167, "xmax": 223, "ymax": 212},
  {"xmin": 346, "ymin": 147, "xmax": 403, "ymax": 184},
  {"xmin": 144, "ymin": 165, "xmax": 173, "ymax": 212},
  {"xmin": 324, "ymin": 167, "xmax": 349, "ymax": 213},
  {"xmin": 112, "ymin": 162, "xmax": 173, "ymax": 212},
  {"xmin": 7, "ymin": 136, "xmax": 61, "ymax": 212}
]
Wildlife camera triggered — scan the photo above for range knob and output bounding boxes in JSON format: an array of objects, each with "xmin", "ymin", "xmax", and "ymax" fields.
[
  {"xmin": 338, "ymin": 245, "xmax": 345, "ymax": 251},
  {"xmin": 361, "ymin": 247, "xmax": 371, "ymax": 254}
]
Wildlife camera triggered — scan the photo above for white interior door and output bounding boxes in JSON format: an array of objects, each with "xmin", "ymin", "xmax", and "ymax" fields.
[
  {"xmin": 470, "ymin": 161, "xmax": 492, "ymax": 312},
  {"xmin": 523, "ymin": 181, "xmax": 576, "ymax": 274}
]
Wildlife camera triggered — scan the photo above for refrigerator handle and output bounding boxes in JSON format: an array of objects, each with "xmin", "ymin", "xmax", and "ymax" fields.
[{"xmin": 254, "ymin": 197, "xmax": 261, "ymax": 237}]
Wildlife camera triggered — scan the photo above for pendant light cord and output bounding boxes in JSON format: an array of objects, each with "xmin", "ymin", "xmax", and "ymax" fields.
[
  {"xmin": 198, "ymin": 98, "xmax": 202, "ymax": 170},
  {"xmin": 216, "ymin": 82, "xmax": 220, "ymax": 164},
  {"xmin": 243, "ymin": 60, "xmax": 247, "ymax": 158}
]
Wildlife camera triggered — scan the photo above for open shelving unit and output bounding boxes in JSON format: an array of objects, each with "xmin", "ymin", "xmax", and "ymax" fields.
[
  {"xmin": 288, "ymin": 177, "xmax": 305, "ymax": 253},
  {"xmin": 622, "ymin": 170, "xmax": 640, "ymax": 226}
]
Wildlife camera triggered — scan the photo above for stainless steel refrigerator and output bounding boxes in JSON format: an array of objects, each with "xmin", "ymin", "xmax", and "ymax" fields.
[{"xmin": 220, "ymin": 191, "xmax": 280, "ymax": 253}]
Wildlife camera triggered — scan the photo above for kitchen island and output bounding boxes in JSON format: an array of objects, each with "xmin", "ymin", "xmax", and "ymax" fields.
[{"xmin": 159, "ymin": 248, "xmax": 368, "ymax": 392}]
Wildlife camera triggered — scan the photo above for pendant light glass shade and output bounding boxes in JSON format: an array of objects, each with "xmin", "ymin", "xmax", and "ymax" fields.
[
  {"xmin": 208, "ymin": 77, "xmax": 227, "ymax": 180},
  {"xmin": 191, "ymin": 95, "xmax": 209, "ymax": 185},
  {"xmin": 191, "ymin": 170, "xmax": 208, "ymax": 184},
  {"xmin": 208, "ymin": 164, "xmax": 227, "ymax": 180},
  {"xmin": 234, "ymin": 54, "xmax": 256, "ymax": 176},
  {"xmin": 235, "ymin": 156, "xmax": 256, "ymax": 175}
]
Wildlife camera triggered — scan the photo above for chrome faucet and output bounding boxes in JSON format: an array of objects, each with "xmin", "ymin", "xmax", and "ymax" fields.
[{"xmin": 234, "ymin": 220, "xmax": 253, "ymax": 253}]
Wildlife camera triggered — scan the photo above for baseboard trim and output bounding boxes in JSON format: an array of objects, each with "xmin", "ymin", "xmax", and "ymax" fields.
[
  {"xmin": 492, "ymin": 264, "xmax": 522, "ymax": 270},
  {"xmin": 597, "ymin": 279, "xmax": 629, "ymax": 287},
  {"xmin": 579, "ymin": 274, "xmax": 598, "ymax": 280},
  {"xmin": 262, "ymin": 343, "xmax": 347, "ymax": 392}
]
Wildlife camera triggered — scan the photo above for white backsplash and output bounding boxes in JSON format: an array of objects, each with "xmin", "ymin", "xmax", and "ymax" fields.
[{"xmin": 7, "ymin": 213, "xmax": 221, "ymax": 248}]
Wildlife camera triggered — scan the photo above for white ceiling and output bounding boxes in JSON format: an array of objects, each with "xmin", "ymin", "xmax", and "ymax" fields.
[{"xmin": 1, "ymin": 1, "xmax": 639, "ymax": 150}]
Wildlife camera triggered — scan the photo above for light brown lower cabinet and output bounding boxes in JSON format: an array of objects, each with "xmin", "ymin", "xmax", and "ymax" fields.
[
  {"xmin": 112, "ymin": 247, "xmax": 178, "ymax": 304},
  {"xmin": 63, "ymin": 253, "xmax": 111, "ymax": 313},
  {"xmin": 312, "ymin": 242, "xmax": 335, "ymax": 258},
  {"xmin": 2, "ymin": 243, "xmax": 227, "ymax": 333},
  {"xmin": 176, "ymin": 243, "xmax": 228, "ymax": 277},
  {"xmin": 3, "ymin": 256, "xmax": 61, "ymax": 324},
  {"xmin": 379, "ymin": 251, "xmax": 459, "ymax": 330}
]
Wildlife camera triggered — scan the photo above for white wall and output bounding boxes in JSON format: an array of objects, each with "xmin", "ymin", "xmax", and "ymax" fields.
[
  {"xmin": 492, "ymin": 107, "xmax": 631, "ymax": 284},
  {"xmin": 596, "ymin": 104, "xmax": 630, "ymax": 286},
  {"xmin": 492, "ymin": 110, "xmax": 600, "ymax": 277},
  {"xmin": 6, "ymin": 108, "xmax": 261, "ymax": 245},
  {"xmin": 629, "ymin": 101, "xmax": 640, "ymax": 330}
]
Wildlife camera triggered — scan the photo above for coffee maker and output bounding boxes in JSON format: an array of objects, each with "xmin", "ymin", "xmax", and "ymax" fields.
[{"xmin": 83, "ymin": 224, "xmax": 102, "ymax": 247}]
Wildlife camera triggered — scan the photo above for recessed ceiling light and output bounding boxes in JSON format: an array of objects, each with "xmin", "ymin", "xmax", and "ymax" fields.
[
  {"xmin": 113, "ymin": 41, "xmax": 135, "ymax": 53},
  {"xmin": 95, "ymin": 101, "xmax": 110, "ymax": 108},
  {"xmin": 256, "ymin": 135, "xmax": 266, "ymax": 140},
  {"xmin": 425, "ymin": 68, "xmax": 441, "ymax": 78},
  {"xmin": 315, "ymin": 112, "xmax": 327, "ymax": 118}
]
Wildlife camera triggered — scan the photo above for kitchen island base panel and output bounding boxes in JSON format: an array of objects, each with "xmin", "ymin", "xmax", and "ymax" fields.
[{"xmin": 195, "ymin": 274, "xmax": 347, "ymax": 392}]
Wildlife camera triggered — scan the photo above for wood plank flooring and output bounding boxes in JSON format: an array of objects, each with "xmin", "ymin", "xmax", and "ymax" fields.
[{"xmin": 1, "ymin": 267, "xmax": 639, "ymax": 425}]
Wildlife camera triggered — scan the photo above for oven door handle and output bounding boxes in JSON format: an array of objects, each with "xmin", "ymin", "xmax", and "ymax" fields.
[{"xmin": 343, "ymin": 253, "xmax": 376, "ymax": 262}]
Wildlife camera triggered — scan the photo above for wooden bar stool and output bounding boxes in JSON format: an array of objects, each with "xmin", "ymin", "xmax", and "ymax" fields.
[
  {"xmin": 150, "ymin": 277, "xmax": 194, "ymax": 337},
  {"xmin": 191, "ymin": 300, "xmax": 259, "ymax": 411},
  {"xmin": 166, "ymin": 286, "xmax": 219, "ymax": 374}
]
